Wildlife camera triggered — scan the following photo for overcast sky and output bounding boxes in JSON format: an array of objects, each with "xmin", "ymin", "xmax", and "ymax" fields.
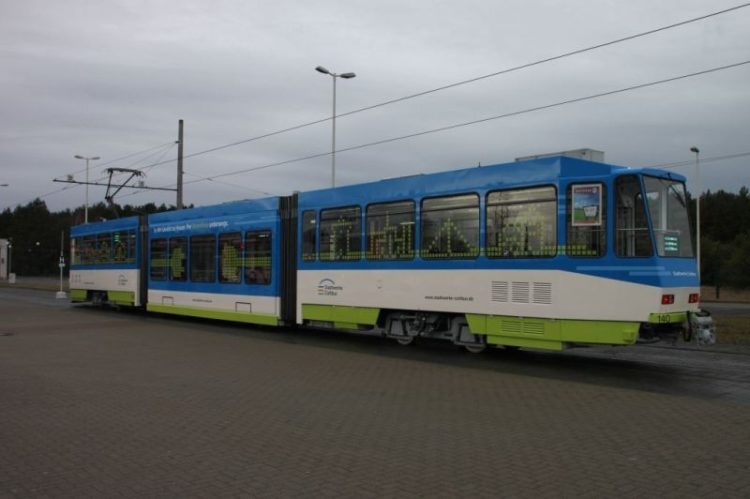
[{"xmin": 1, "ymin": 0, "xmax": 749, "ymax": 213}]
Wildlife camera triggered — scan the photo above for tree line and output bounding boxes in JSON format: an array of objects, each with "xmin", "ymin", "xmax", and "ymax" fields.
[
  {"xmin": 698, "ymin": 187, "xmax": 750, "ymax": 289},
  {"xmin": 0, "ymin": 189, "xmax": 748, "ymax": 288},
  {"xmin": 0, "ymin": 201, "xmax": 177, "ymax": 276}
]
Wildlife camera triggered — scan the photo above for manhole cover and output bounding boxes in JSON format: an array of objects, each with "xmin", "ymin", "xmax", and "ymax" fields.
[{"xmin": 0, "ymin": 332, "xmax": 14, "ymax": 337}]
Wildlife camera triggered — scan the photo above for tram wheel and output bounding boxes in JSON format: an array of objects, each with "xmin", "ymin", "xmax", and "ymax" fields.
[
  {"xmin": 395, "ymin": 336, "xmax": 415, "ymax": 346},
  {"xmin": 464, "ymin": 343, "xmax": 486, "ymax": 354}
]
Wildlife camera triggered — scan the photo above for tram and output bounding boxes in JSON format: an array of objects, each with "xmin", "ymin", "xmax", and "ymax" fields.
[{"xmin": 69, "ymin": 155, "xmax": 703, "ymax": 351}]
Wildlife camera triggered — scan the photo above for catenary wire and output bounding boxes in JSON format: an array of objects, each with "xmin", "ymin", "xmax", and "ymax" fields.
[
  {"xmin": 63, "ymin": 141, "xmax": 176, "ymax": 178},
  {"xmin": 33, "ymin": 58, "xmax": 750, "ymax": 207},
  {"xmin": 650, "ymin": 151, "xmax": 750, "ymax": 169},
  {"xmin": 167, "ymin": 59, "xmax": 750, "ymax": 186},
  {"xmin": 131, "ymin": 2, "xmax": 750, "ymax": 171}
]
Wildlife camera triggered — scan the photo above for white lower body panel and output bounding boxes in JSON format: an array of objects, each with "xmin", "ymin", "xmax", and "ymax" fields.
[
  {"xmin": 147, "ymin": 289, "xmax": 280, "ymax": 317},
  {"xmin": 69, "ymin": 269, "xmax": 141, "ymax": 306},
  {"xmin": 297, "ymin": 269, "xmax": 699, "ymax": 323}
]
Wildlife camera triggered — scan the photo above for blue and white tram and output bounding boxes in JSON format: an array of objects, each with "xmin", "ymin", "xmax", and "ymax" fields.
[
  {"xmin": 70, "ymin": 155, "xmax": 701, "ymax": 352},
  {"xmin": 70, "ymin": 216, "xmax": 143, "ymax": 306},
  {"xmin": 145, "ymin": 197, "xmax": 286, "ymax": 326},
  {"xmin": 296, "ymin": 156, "xmax": 699, "ymax": 351}
]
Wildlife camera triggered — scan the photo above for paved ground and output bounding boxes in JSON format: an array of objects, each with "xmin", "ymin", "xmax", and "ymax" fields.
[{"xmin": 1, "ymin": 287, "xmax": 749, "ymax": 498}]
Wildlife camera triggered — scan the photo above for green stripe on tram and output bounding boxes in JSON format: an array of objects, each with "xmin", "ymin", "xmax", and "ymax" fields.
[
  {"xmin": 302, "ymin": 304, "xmax": 380, "ymax": 328},
  {"xmin": 147, "ymin": 303, "xmax": 279, "ymax": 326},
  {"xmin": 70, "ymin": 289, "xmax": 88, "ymax": 302},
  {"xmin": 466, "ymin": 314, "xmax": 640, "ymax": 351},
  {"xmin": 107, "ymin": 291, "xmax": 135, "ymax": 306}
]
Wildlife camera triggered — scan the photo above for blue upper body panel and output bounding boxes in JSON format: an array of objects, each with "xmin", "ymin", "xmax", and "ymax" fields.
[
  {"xmin": 147, "ymin": 198, "xmax": 281, "ymax": 296},
  {"xmin": 70, "ymin": 216, "xmax": 141, "ymax": 270},
  {"xmin": 70, "ymin": 215, "xmax": 140, "ymax": 237},
  {"xmin": 297, "ymin": 156, "xmax": 696, "ymax": 288}
]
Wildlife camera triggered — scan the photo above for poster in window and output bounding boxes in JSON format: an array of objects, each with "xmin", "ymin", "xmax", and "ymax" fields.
[{"xmin": 571, "ymin": 184, "xmax": 602, "ymax": 226}]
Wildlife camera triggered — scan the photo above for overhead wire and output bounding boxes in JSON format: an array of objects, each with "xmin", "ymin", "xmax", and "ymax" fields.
[
  {"xmin": 164, "ymin": 59, "xmax": 750, "ymax": 187},
  {"xmin": 10, "ymin": 142, "xmax": 178, "ymax": 210},
  {"xmin": 29, "ymin": 3, "xmax": 749, "ymax": 209},
  {"xmin": 62, "ymin": 141, "xmax": 177, "ymax": 179},
  {"xmin": 130, "ymin": 2, "xmax": 750, "ymax": 172},
  {"xmin": 650, "ymin": 151, "xmax": 750, "ymax": 169}
]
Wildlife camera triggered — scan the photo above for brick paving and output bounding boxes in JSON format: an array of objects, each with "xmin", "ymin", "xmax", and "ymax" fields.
[{"xmin": 0, "ymin": 294, "xmax": 749, "ymax": 498}]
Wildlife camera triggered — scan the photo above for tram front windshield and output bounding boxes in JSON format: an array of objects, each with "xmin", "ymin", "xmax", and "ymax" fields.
[{"xmin": 643, "ymin": 176, "xmax": 694, "ymax": 258}]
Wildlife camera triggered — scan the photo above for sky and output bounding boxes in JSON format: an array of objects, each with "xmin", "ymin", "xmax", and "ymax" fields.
[{"xmin": 1, "ymin": 0, "xmax": 749, "ymax": 213}]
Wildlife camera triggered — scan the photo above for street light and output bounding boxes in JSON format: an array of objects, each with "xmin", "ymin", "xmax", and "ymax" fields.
[
  {"xmin": 690, "ymin": 146, "xmax": 701, "ymax": 283},
  {"xmin": 315, "ymin": 65, "xmax": 356, "ymax": 187},
  {"xmin": 74, "ymin": 155, "xmax": 100, "ymax": 223}
]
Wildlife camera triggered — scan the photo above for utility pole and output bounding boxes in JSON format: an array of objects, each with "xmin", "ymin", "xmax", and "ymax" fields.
[
  {"xmin": 56, "ymin": 230, "xmax": 66, "ymax": 299},
  {"xmin": 176, "ymin": 119, "xmax": 184, "ymax": 209}
]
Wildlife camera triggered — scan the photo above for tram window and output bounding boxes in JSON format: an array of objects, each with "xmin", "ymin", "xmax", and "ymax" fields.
[
  {"xmin": 128, "ymin": 230, "xmax": 137, "ymax": 263},
  {"xmin": 319, "ymin": 206, "xmax": 362, "ymax": 261},
  {"xmin": 219, "ymin": 232, "xmax": 242, "ymax": 283},
  {"xmin": 71, "ymin": 238, "xmax": 82, "ymax": 265},
  {"xmin": 421, "ymin": 194, "xmax": 479, "ymax": 259},
  {"xmin": 616, "ymin": 175, "xmax": 653, "ymax": 257},
  {"xmin": 643, "ymin": 176, "xmax": 694, "ymax": 257},
  {"xmin": 190, "ymin": 235, "xmax": 216, "ymax": 282},
  {"xmin": 169, "ymin": 237, "xmax": 187, "ymax": 281},
  {"xmin": 113, "ymin": 230, "xmax": 135, "ymax": 263},
  {"xmin": 245, "ymin": 230, "xmax": 272, "ymax": 285},
  {"xmin": 486, "ymin": 187, "xmax": 556, "ymax": 258},
  {"xmin": 566, "ymin": 184, "xmax": 607, "ymax": 257},
  {"xmin": 81, "ymin": 236, "xmax": 96, "ymax": 264},
  {"xmin": 150, "ymin": 238, "xmax": 168, "ymax": 280},
  {"xmin": 366, "ymin": 201, "xmax": 415, "ymax": 260},
  {"xmin": 95, "ymin": 233, "xmax": 112, "ymax": 264},
  {"xmin": 302, "ymin": 210, "xmax": 317, "ymax": 261}
]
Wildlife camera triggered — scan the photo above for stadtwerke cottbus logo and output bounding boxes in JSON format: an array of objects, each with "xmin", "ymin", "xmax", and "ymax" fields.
[{"xmin": 318, "ymin": 278, "xmax": 343, "ymax": 296}]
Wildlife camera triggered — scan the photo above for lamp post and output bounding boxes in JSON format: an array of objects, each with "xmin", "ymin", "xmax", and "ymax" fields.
[
  {"xmin": 690, "ymin": 146, "xmax": 701, "ymax": 282},
  {"xmin": 74, "ymin": 155, "xmax": 100, "ymax": 224},
  {"xmin": 315, "ymin": 65, "xmax": 356, "ymax": 187}
]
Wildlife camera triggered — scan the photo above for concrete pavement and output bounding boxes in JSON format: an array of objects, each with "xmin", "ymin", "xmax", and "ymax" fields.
[{"xmin": 1, "ymin": 289, "xmax": 749, "ymax": 498}]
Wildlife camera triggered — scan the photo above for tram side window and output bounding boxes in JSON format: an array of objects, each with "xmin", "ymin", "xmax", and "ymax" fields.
[
  {"xmin": 319, "ymin": 206, "xmax": 362, "ymax": 261},
  {"xmin": 366, "ymin": 201, "xmax": 415, "ymax": 260},
  {"xmin": 486, "ymin": 187, "xmax": 556, "ymax": 258},
  {"xmin": 616, "ymin": 175, "xmax": 653, "ymax": 257},
  {"xmin": 150, "ymin": 238, "xmax": 168, "ymax": 280},
  {"xmin": 302, "ymin": 210, "xmax": 317, "ymax": 261},
  {"xmin": 421, "ymin": 194, "xmax": 479, "ymax": 259},
  {"xmin": 169, "ymin": 237, "xmax": 187, "ymax": 281},
  {"xmin": 566, "ymin": 184, "xmax": 607, "ymax": 257},
  {"xmin": 81, "ymin": 236, "xmax": 96, "ymax": 264},
  {"xmin": 219, "ymin": 232, "xmax": 242, "ymax": 283},
  {"xmin": 245, "ymin": 230, "xmax": 272, "ymax": 285},
  {"xmin": 95, "ymin": 233, "xmax": 111, "ymax": 264},
  {"xmin": 190, "ymin": 235, "xmax": 216, "ymax": 282},
  {"xmin": 113, "ymin": 230, "xmax": 136, "ymax": 263},
  {"xmin": 71, "ymin": 238, "xmax": 82, "ymax": 265}
]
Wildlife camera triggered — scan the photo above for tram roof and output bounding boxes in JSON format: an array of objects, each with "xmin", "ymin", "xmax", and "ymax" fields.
[
  {"xmin": 71, "ymin": 215, "xmax": 140, "ymax": 236},
  {"xmin": 299, "ymin": 155, "xmax": 687, "ymax": 207}
]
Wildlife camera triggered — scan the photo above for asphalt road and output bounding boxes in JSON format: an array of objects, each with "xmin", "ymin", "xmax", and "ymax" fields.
[
  {"xmin": 1, "ymin": 287, "xmax": 749, "ymax": 497},
  {"xmin": 701, "ymin": 301, "xmax": 750, "ymax": 316}
]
